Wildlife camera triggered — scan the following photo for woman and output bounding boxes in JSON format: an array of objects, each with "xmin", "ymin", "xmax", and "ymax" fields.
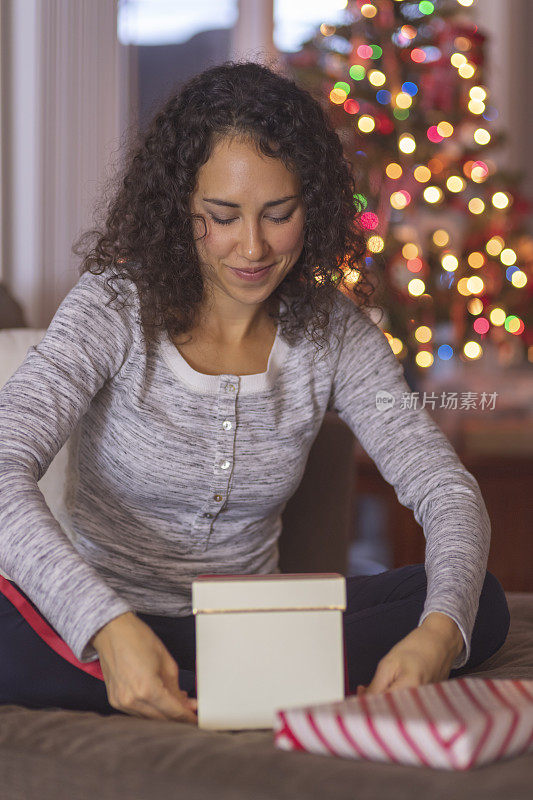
[{"xmin": 0, "ymin": 62, "xmax": 509, "ymax": 725}]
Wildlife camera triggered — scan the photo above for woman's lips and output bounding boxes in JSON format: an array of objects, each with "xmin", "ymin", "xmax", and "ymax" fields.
[{"xmin": 227, "ymin": 264, "xmax": 275, "ymax": 282}]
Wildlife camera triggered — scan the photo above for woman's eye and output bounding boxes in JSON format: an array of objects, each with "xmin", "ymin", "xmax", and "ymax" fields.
[{"xmin": 209, "ymin": 212, "xmax": 294, "ymax": 226}]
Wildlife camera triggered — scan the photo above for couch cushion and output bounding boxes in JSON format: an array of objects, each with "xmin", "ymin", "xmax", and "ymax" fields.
[{"xmin": 1, "ymin": 592, "xmax": 533, "ymax": 800}]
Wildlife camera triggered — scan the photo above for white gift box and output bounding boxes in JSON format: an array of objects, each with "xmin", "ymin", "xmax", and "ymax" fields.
[
  {"xmin": 192, "ymin": 573, "xmax": 347, "ymax": 731},
  {"xmin": 274, "ymin": 677, "xmax": 533, "ymax": 770}
]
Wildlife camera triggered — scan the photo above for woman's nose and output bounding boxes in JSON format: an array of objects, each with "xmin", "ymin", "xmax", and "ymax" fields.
[{"xmin": 238, "ymin": 224, "xmax": 269, "ymax": 261}]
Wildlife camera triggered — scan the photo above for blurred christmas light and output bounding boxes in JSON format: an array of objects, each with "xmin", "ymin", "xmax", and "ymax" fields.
[
  {"xmin": 433, "ymin": 229, "xmax": 449, "ymax": 246},
  {"xmin": 353, "ymin": 193, "xmax": 368, "ymax": 210},
  {"xmin": 407, "ymin": 258, "xmax": 423, "ymax": 272},
  {"xmin": 454, "ymin": 36, "xmax": 471, "ymax": 51},
  {"xmin": 390, "ymin": 337, "xmax": 404, "ymax": 356},
  {"xmin": 483, "ymin": 107, "xmax": 498, "ymax": 122},
  {"xmin": 466, "ymin": 276, "xmax": 484, "ymax": 294},
  {"xmin": 349, "ymin": 64, "xmax": 366, "ymax": 80},
  {"xmin": 450, "ymin": 52, "xmax": 467, "ymax": 68},
  {"xmin": 468, "ymin": 298, "xmax": 484, "ymax": 315},
  {"xmin": 334, "ymin": 81, "xmax": 351, "ymax": 94},
  {"xmin": 400, "ymin": 25, "xmax": 417, "ymax": 40},
  {"xmin": 402, "ymin": 243, "xmax": 419, "ymax": 259},
  {"xmin": 468, "ymin": 197, "xmax": 485, "ymax": 214},
  {"xmin": 428, "ymin": 156, "xmax": 444, "ymax": 173},
  {"xmin": 510, "ymin": 270, "xmax": 527, "ymax": 288},
  {"xmin": 376, "ymin": 89, "xmax": 392, "ymax": 104},
  {"xmin": 415, "ymin": 325, "xmax": 432, "ymax": 342},
  {"xmin": 470, "ymin": 86, "xmax": 487, "ymax": 101},
  {"xmin": 486, "ymin": 236, "xmax": 504, "ymax": 256},
  {"xmin": 393, "ymin": 107, "xmax": 410, "ymax": 121},
  {"xmin": 427, "ymin": 126, "xmax": 444, "ymax": 143},
  {"xmin": 360, "ymin": 212, "xmax": 379, "ymax": 229},
  {"xmin": 386, "ymin": 162, "xmax": 403, "ymax": 179},
  {"xmin": 468, "ymin": 100, "xmax": 485, "ymax": 115},
  {"xmin": 489, "ymin": 308, "xmax": 506, "ymax": 325},
  {"xmin": 470, "ymin": 160, "xmax": 489, "ymax": 182},
  {"xmin": 367, "ymin": 235, "xmax": 385, "ymax": 252},
  {"xmin": 492, "ymin": 191, "xmax": 510, "ymax": 209},
  {"xmin": 408, "ymin": 278, "xmax": 425, "ymax": 296},
  {"xmin": 399, "ymin": 133, "xmax": 416, "ymax": 153},
  {"xmin": 473, "ymin": 318, "xmax": 490, "ymax": 335},
  {"xmin": 358, "ymin": 115, "xmax": 376, "ymax": 132},
  {"xmin": 468, "ymin": 252, "xmax": 484, "ymax": 268},
  {"xmin": 505, "ymin": 316, "xmax": 523, "ymax": 334},
  {"xmin": 500, "ymin": 248, "xmax": 517, "ymax": 265},
  {"xmin": 402, "ymin": 81, "xmax": 418, "ymax": 95},
  {"xmin": 447, "ymin": 176, "xmax": 465, "ymax": 192},
  {"xmin": 436, "ymin": 121, "xmax": 454, "ymax": 137},
  {"xmin": 360, "ymin": 4, "xmax": 377, "ymax": 18},
  {"xmin": 411, "ymin": 49, "xmax": 426, "ymax": 63},
  {"xmin": 442, "ymin": 254, "xmax": 459, "ymax": 271},
  {"xmin": 474, "ymin": 128, "xmax": 491, "ymax": 145},
  {"xmin": 414, "ymin": 165, "xmax": 431, "ymax": 182},
  {"xmin": 368, "ymin": 70, "xmax": 386, "ymax": 86},
  {"xmin": 437, "ymin": 344, "xmax": 454, "ymax": 360},
  {"xmin": 464, "ymin": 341, "xmax": 482, "ymax": 359},
  {"xmin": 357, "ymin": 44, "xmax": 373, "ymax": 59},
  {"xmin": 395, "ymin": 92, "xmax": 413, "ymax": 108},
  {"xmin": 330, "ymin": 88, "xmax": 347, "ymax": 103},
  {"xmin": 423, "ymin": 186, "xmax": 443, "ymax": 203},
  {"xmin": 344, "ymin": 99, "xmax": 359, "ymax": 114},
  {"xmin": 390, "ymin": 191, "xmax": 410, "ymax": 209},
  {"xmin": 416, "ymin": 351, "xmax": 434, "ymax": 367},
  {"xmin": 458, "ymin": 63, "xmax": 476, "ymax": 79}
]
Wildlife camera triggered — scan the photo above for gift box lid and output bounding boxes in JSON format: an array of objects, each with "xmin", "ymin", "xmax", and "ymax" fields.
[{"xmin": 192, "ymin": 573, "xmax": 346, "ymax": 613}]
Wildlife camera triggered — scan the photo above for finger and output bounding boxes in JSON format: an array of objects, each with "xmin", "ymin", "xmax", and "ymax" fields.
[
  {"xmin": 155, "ymin": 687, "xmax": 199, "ymax": 723},
  {"xmin": 385, "ymin": 675, "xmax": 424, "ymax": 693},
  {"xmin": 366, "ymin": 662, "xmax": 399, "ymax": 695}
]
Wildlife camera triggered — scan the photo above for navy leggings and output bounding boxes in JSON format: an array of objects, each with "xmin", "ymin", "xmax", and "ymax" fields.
[{"xmin": 0, "ymin": 565, "xmax": 510, "ymax": 716}]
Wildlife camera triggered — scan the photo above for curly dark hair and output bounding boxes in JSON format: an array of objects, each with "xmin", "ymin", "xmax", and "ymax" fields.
[{"xmin": 73, "ymin": 59, "xmax": 377, "ymax": 358}]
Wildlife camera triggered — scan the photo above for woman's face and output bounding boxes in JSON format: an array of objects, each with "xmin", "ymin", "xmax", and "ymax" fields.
[{"xmin": 189, "ymin": 135, "xmax": 305, "ymax": 313}]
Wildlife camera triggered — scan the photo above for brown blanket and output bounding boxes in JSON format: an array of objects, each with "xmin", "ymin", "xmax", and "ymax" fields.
[{"xmin": 1, "ymin": 592, "xmax": 532, "ymax": 800}]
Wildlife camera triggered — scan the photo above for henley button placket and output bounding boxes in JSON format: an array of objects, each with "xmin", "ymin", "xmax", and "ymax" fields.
[{"xmin": 191, "ymin": 377, "xmax": 239, "ymax": 552}]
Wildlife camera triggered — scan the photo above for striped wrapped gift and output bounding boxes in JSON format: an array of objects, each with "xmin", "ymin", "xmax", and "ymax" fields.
[{"xmin": 274, "ymin": 677, "xmax": 533, "ymax": 770}]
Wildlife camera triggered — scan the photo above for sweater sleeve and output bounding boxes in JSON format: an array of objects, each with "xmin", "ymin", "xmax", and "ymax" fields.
[
  {"xmin": 327, "ymin": 294, "xmax": 491, "ymax": 669},
  {"xmin": 0, "ymin": 270, "xmax": 139, "ymax": 662}
]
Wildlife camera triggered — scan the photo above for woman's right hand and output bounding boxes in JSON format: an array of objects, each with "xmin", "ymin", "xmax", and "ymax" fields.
[{"xmin": 90, "ymin": 611, "xmax": 198, "ymax": 724}]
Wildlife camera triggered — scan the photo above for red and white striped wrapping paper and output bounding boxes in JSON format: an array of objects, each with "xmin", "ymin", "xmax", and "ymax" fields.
[{"xmin": 273, "ymin": 677, "xmax": 533, "ymax": 770}]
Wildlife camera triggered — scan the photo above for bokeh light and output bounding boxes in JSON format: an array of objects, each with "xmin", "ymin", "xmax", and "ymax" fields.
[
  {"xmin": 399, "ymin": 134, "xmax": 416, "ymax": 153},
  {"xmin": 386, "ymin": 162, "xmax": 403, "ymax": 179},
  {"xmin": 433, "ymin": 229, "xmax": 449, "ymax": 247},
  {"xmin": 423, "ymin": 186, "xmax": 443, "ymax": 203}
]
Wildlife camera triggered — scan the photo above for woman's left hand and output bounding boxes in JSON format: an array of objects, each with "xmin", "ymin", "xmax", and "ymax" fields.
[{"xmin": 356, "ymin": 613, "xmax": 465, "ymax": 697}]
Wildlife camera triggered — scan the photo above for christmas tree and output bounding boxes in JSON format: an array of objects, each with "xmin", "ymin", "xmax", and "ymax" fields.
[{"xmin": 285, "ymin": 0, "xmax": 532, "ymax": 372}]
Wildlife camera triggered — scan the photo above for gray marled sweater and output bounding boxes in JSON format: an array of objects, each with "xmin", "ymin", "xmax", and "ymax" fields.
[{"xmin": 0, "ymin": 270, "xmax": 490, "ymax": 668}]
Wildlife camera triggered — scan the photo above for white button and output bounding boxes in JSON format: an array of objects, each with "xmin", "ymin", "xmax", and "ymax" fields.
[
  {"xmin": 220, "ymin": 460, "xmax": 231, "ymax": 470},
  {"xmin": 222, "ymin": 420, "xmax": 232, "ymax": 430}
]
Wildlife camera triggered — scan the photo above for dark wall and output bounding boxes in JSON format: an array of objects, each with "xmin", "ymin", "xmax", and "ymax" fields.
[{"xmin": 137, "ymin": 28, "xmax": 232, "ymax": 135}]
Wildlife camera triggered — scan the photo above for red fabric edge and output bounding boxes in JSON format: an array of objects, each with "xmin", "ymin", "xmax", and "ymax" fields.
[{"xmin": 0, "ymin": 575, "xmax": 104, "ymax": 681}]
